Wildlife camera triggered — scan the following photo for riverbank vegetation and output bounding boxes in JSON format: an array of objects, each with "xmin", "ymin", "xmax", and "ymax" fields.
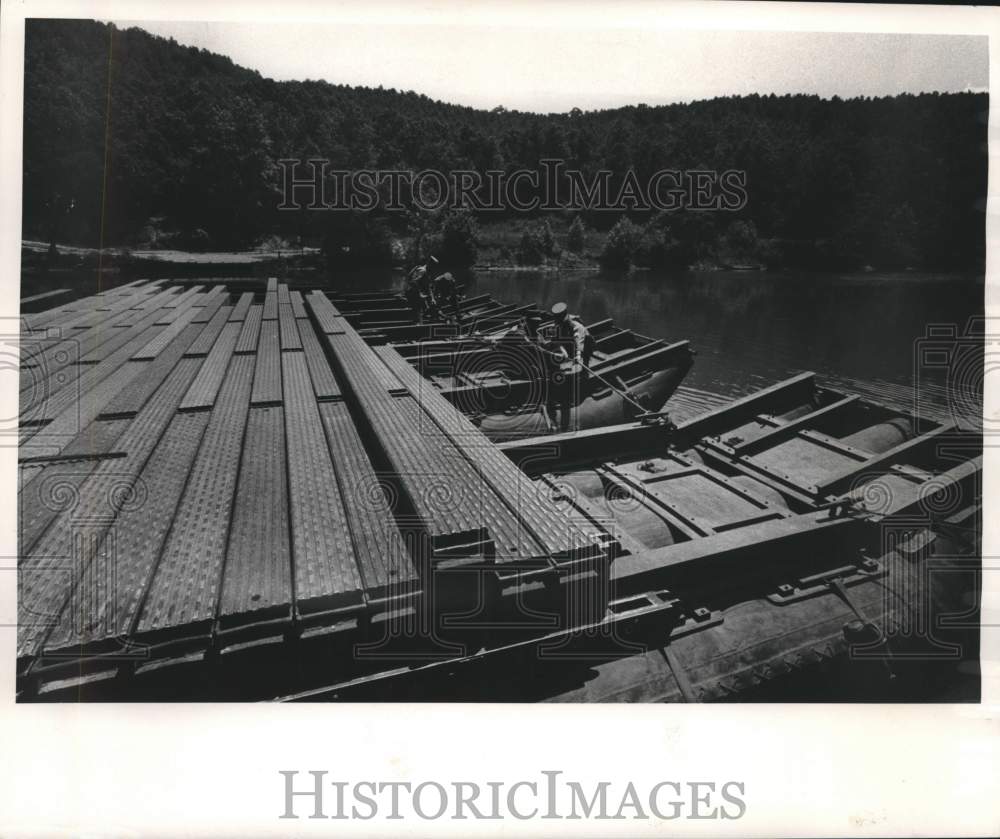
[{"xmin": 24, "ymin": 19, "xmax": 987, "ymax": 274}]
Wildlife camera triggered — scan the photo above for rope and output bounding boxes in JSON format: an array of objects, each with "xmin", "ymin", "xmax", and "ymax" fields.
[{"xmin": 577, "ymin": 360, "xmax": 651, "ymax": 415}]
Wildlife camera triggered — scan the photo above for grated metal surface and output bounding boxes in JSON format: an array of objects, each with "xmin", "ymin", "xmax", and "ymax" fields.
[
  {"xmin": 290, "ymin": 291, "xmax": 307, "ymax": 318},
  {"xmin": 20, "ymin": 320, "xmax": 169, "ymax": 433},
  {"xmin": 19, "ymin": 449, "xmax": 117, "ymax": 558},
  {"xmin": 278, "ymin": 304, "xmax": 302, "ymax": 351},
  {"xmin": 282, "ymin": 351, "xmax": 363, "ymax": 610},
  {"xmin": 219, "ymin": 406, "xmax": 292, "ymax": 620},
  {"xmin": 191, "ymin": 290, "xmax": 228, "ymax": 324},
  {"xmin": 263, "ymin": 290, "xmax": 278, "ymax": 321},
  {"xmin": 59, "ymin": 416, "xmax": 133, "ymax": 458},
  {"xmin": 101, "ymin": 322, "xmax": 207, "ymax": 418},
  {"xmin": 17, "ymin": 357, "xmax": 207, "ymax": 660},
  {"xmin": 318, "ymin": 401, "xmax": 417, "ymax": 597},
  {"xmin": 132, "ymin": 307, "xmax": 199, "ymax": 359},
  {"xmin": 18, "ymin": 414, "xmax": 134, "ymax": 549},
  {"xmin": 228, "ymin": 292, "xmax": 254, "ymax": 322},
  {"xmin": 17, "ymin": 413, "xmax": 133, "ymax": 553},
  {"xmin": 136, "ymin": 286, "xmax": 181, "ymax": 310},
  {"xmin": 22, "ymin": 360, "xmax": 153, "ymax": 458},
  {"xmin": 43, "ymin": 411, "xmax": 212, "ymax": 654},
  {"xmin": 185, "ymin": 305, "xmax": 234, "ymax": 357},
  {"xmin": 250, "ymin": 320, "xmax": 282, "ymax": 405},
  {"xmin": 156, "ymin": 288, "xmax": 205, "ymax": 324},
  {"xmin": 137, "ymin": 356, "xmax": 256, "ymax": 634},
  {"xmin": 298, "ymin": 320, "xmax": 341, "ymax": 400},
  {"xmin": 278, "ymin": 283, "xmax": 291, "ymax": 306},
  {"xmin": 376, "ymin": 346, "xmax": 602, "ymax": 563},
  {"xmin": 305, "ymin": 291, "xmax": 344, "ymax": 334},
  {"xmin": 323, "ymin": 325, "xmax": 403, "ymax": 392},
  {"xmin": 75, "ymin": 299, "xmax": 178, "ymax": 362},
  {"xmin": 53, "ymin": 286, "xmax": 160, "ymax": 330},
  {"xmin": 179, "ymin": 322, "xmax": 241, "ymax": 411},
  {"xmin": 325, "ymin": 325, "xmax": 544, "ymax": 559},
  {"xmin": 235, "ymin": 305, "xmax": 263, "ymax": 354},
  {"xmin": 162, "ymin": 286, "xmax": 204, "ymax": 309},
  {"xmin": 21, "ymin": 287, "xmax": 179, "ymax": 392}
]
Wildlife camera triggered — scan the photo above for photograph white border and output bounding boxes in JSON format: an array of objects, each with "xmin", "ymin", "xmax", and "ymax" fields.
[{"xmin": 0, "ymin": 1, "xmax": 997, "ymax": 835}]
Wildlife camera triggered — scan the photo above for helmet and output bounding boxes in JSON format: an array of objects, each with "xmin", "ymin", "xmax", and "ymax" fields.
[{"xmin": 551, "ymin": 302, "xmax": 568, "ymax": 318}]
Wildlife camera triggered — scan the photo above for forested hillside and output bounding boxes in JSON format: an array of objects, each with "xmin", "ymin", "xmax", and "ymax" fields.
[{"xmin": 23, "ymin": 19, "xmax": 987, "ymax": 270}]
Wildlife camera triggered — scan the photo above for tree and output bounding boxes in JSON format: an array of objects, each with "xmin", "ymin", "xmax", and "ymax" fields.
[
  {"xmin": 600, "ymin": 217, "xmax": 644, "ymax": 268},
  {"xmin": 516, "ymin": 220, "xmax": 558, "ymax": 265},
  {"xmin": 422, "ymin": 208, "xmax": 479, "ymax": 268},
  {"xmin": 566, "ymin": 215, "xmax": 586, "ymax": 253}
]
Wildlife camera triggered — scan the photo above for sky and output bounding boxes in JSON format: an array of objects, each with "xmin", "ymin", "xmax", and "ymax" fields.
[{"xmin": 125, "ymin": 21, "xmax": 988, "ymax": 113}]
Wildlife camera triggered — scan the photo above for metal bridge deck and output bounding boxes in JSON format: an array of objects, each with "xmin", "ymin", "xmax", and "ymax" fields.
[{"xmin": 16, "ymin": 279, "xmax": 603, "ymax": 686}]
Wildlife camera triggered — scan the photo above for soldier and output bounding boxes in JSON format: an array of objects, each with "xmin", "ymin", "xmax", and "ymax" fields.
[
  {"xmin": 404, "ymin": 256, "xmax": 438, "ymax": 322},
  {"xmin": 547, "ymin": 301, "xmax": 595, "ymax": 369},
  {"xmin": 431, "ymin": 267, "xmax": 462, "ymax": 324},
  {"xmin": 539, "ymin": 302, "xmax": 595, "ymax": 431}
]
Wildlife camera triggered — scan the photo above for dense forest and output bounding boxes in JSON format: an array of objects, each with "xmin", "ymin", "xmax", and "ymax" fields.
[{"xmin": 23, "ymin": 19, "xmax": 987, "ymax": 271}]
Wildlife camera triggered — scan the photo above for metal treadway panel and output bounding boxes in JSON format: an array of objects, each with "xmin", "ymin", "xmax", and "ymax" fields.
[
  {"xmin": 48, "ymin": 288, "xmax": 179, "ymax": 368},
  {"xmin": 278, "ymin": 304, "xmax": 302, "ymax": 351},
  {"xmin": 235, "ymin": 305, "xmax": 263, "ymax": 354},
  {"xmin": 317, "ymin": 400, "xmax": 417, "ymax": 597},
  {"xmin": 375, "ymin": 346, "xmax": 602, "ymax": 563},
  {"xmin": 136, "ymin": 286, "xmax": 181, "ymax": 310},
  {"xmin": 190, "ymin": 291, "xmax": 228, "ymax": 324},
  {"xmin": 282, "ymin": 351, "xmax": 363, "ymax": 611},
  {"xmin": 327, "ymin": 328, "xmax": 404, "ymax": 393},
  {"xmin": 100, "ymin": 321, "xmax": 208, "ymax": 418},
  {"xmin": 263, "ymin": 289, "xmax": 278, "ymax": 320},
  {"xmin": 298, "ymin": 320, "xmax": 341, "ymax": 400},
  {"xmin": 219, "ymin": 405, "xmax": 292, "ymax": 621},
  {"xmin": 325, "ymin": 328, "xmax": 544, "ymax": 559},
  {"xmin": 18, "ymin": 417, "xmax": 133, "ymax": 557},
  {"xmin": 22, "ymin": 360, "xmax": 153, "ymax": 457},
  {"xmin": 250, "ymin": 320, "xmax": 282, "ymax": 405},
  {"xmin": 155, "ymin": 288, "xmax": 205, "ymax": 324},
  {"xmin": 179, "ymin": 322, "xmax": 241, "ymax": 411},
  {"xmin": 42, "ymin": 411, "xmax": 213, "ymax": 654},
  {"xmin": 137, "ymin": 356, "xmax": 256, "ymax": 634},
  {"xmin": 305, "ymin": 291, "xmax": 344, "ymax": 334},
  {"xmin": 290, "ymin": 291, "xmax": 307, "ymax": 318},
  {"xmin": 162, "ymin": 286, "xmax": 204, "ymax": 309},
  {"xmin": 132, "ymin": 307, "xmax": 200, "ymax": 359},
  {"xmin": 74, "ymin": 304, "xmax": 172, "ymax": 362},
  {"xmin": 185, "ymin": 305, "xmax": 234, "ymax": 357},
  {"xmin": 20, "ymin": 320, "xmax": 169, "ymax": 431},
  {"xmin": 228, "ymin": 292, "xmax": 254, "ymax": 322},
  {"xmin": 17, "ymin": 356, "xmax": 208, "ymax": 661}
]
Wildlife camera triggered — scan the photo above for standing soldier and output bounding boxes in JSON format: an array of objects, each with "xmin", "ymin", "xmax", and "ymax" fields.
[
  {"xmin": 548, "ymin": 301, "xmax": 595, "ymax": 370},
  {"xmin": 539, "ymin": 302, "xmax": 595, "ymax": 430},
  {"xmin": 404, "ymin": 255, "xmax": 438, "ymax": 322},
  {"xmin": 431, "ymin": 266, "xmax": 463, "ymax": 324}
]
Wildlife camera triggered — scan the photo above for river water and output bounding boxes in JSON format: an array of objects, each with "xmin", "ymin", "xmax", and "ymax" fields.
[{"xmin": 447, "ymin": 269, "xmax": 985, "ymax": 427}]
